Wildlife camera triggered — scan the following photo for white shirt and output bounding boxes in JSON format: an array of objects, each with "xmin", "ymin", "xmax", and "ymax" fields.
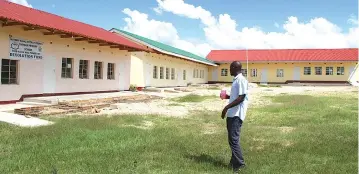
[{"xmin": 226, "ymin": 73, "xmax": 249, "ymax": 121}]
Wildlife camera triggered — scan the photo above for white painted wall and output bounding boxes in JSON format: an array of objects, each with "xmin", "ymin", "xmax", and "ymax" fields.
[
  {"xmin": 0, "ymin": 25, "xmax": 131, "ymax": 102},
  {"xmin": 130, "ymin": 52, "xmax": 209, "ymax": 87}
]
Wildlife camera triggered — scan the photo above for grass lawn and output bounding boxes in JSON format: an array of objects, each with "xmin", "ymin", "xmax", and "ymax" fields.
[
  {"xmin": 170, "ymin": 94, "xmax": 217, "ymax": 103},
  {"xmin": 0, "ymin": 94, "xmax": 357, "ymax": 174}
]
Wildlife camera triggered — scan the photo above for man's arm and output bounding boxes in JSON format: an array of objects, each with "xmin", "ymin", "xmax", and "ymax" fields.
[
  {"xmin": 221, "ymin": 94, "xmax": 245, "ymax": 119},
  {"xmin": 224, "ymin": 94, "xmax": 245, "ymax": 110}
]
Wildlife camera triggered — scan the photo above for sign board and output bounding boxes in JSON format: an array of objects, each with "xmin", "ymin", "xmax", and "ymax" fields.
[{"xmin": 9, "ymin": 35, "xmax": 43, "ymax": 59}]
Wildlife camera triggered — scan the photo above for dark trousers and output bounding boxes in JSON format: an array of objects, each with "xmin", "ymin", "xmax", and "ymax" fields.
[{"xmin": 226, "ymin": 117, "xmax": 245, "ymax": 168}]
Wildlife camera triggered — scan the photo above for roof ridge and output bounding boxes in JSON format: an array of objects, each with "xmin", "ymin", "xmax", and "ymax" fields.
[{"xmin": 112, "ymin": 28, "xmax": 215, "ymax": 65}]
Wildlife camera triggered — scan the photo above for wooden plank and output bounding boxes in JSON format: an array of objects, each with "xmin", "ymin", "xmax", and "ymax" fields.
[
  {"xmin": 2, "ymin": 22, "xmax": 23, "ymax": 27},
  {"xmin": 88, "ymin": 40, "xmax": 102, "ymax": 44},
  {"xmin": 60, "ymin": 35, "xmax": 73, "ymax": 38},
  {"xmin": 99, "ymin": 43, "xmax": 113, "ymax": 46},
  {"xmin": 23, "ymin": 26, "xmax": 42, "ymax": 31},
  {"xmin": 74, "ymin": 38, "xmax": 88, "ymax": 41},
  {"xmin": 43, "ymin": 31, "xmax": 64, "ymax": 35}
]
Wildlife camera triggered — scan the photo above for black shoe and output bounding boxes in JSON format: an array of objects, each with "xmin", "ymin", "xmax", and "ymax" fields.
[{"xmin": 233, "ymin": 164, "xmax": 246, "ymax": 173}]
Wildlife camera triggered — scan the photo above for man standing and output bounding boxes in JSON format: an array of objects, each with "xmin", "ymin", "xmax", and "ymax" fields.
[{"xmin": 221, "ymin": 61, "xmax": 248, "ymax": 173}]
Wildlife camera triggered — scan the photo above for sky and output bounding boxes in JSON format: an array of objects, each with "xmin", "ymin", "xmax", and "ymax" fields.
[{"xmin": 8, "ymin": 0, "xmax": 359, "ymax": 57}]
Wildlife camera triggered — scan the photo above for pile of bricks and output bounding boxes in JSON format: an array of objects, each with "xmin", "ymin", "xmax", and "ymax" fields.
[
  {"xmin": 14, "ymin": 106, "xmax": 45, "ymax": 117},
  {"xmin": 14, "ymin": 94, "xmax": 163, "ymax": 117}
]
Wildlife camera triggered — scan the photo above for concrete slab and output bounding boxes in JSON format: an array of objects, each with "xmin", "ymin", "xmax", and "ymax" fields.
[
  {"xmin": 0, "ymin": 103, "xmax": 35, "ymax": 112},
  {"xmin": 23, "ymin": 92, "xmax": 139, "ymax": 104},
  {"xmin": 0, "ymin": 112, "xmax": 53, "ymax": 127},
  {"xmin": 143, "ymin": 88, "xmax": 164, "ymax": 93}
]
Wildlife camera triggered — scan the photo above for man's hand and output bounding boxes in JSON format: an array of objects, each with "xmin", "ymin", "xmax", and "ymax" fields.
[{"xmin": 221, "ymin": 107, "xmax": 228, "ymax": 119}]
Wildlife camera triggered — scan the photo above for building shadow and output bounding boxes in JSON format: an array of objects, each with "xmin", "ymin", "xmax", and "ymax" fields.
[{"xmin": 185, "ymin": 154, "xmax": 228, "ymax": 168}]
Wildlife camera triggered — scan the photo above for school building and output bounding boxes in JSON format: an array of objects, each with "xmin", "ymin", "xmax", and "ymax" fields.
[
  {"xmin": 206, "ymin": 49, "xmax": 358, "ymax": 84},
  {"xmin": 0, "ymin": 1, "xmax": 215, "ymax": 103},
  {"xmin": 109, "ymin": 28, "xmax": 216, "ymax": 88}
]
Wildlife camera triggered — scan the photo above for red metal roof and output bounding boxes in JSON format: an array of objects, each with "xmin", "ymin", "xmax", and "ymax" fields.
[
  {"xmin": 206, "ymin": 48, "xmax": 359, "ymax": 62},
  {"xmin": 0, "ymin": 0, "xmax": 148, "ymax": 51}
]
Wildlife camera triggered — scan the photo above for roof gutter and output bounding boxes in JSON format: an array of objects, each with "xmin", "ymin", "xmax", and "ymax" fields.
[{"xmin": 110, "ymin": 29, "xmax": 217, "ymax": 66}]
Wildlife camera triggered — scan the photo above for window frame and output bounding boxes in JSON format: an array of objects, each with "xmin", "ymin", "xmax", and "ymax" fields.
[
  {"xmin": 336, "ymin": 67, "xmax": 344, "ymax": 75},
  {"xmin": 304, "ymin": 67, "xmax": 311, "ymax": 75},
  {"xmin": 221, "ymin": 68, "xmax": 228, "ymax": 76},
  {"xmin": 315, "ymin": 67, "xmax": 322, "ymax": 75},
  {"xmin": 326, "ymin": 67, "xmax": 333, "ymax": 75},
  {"xmin": 107, "ymin": 63, "xmax": 115, "ymax": 80},
  {"xmin": 94, "ymin": 61, "xmax": 103, "ymax": 79},
  {"xmin": 250, "ymin": 69, "xmax": 257, "ymax": 77},
  {"xmin": 1, "ymin": 59, "xmax": 18, "ymax": 85},
  {"xmin": 183, "ymin": 70, "xmax": 186, "ymax": 80},
  {"xmin": 171, "ymin": 68, "xmax": 175, "ymax": 80},
  {"xmin": 153, "ymin": 66, "xmax": 158, "ymax": 79},
  {"xmin": 276, "ymin": 69, "xmax": 284, "ymax": 77},
  {"xmin": 242, "ymin": 69, "xmax": 247, "ymax": 77},
  {"xmin": 79, "ymin": 59, "xmax": 89, "ymax": 79},
  {"xmin": 159, "ymin": 67, "xmax": 164, "ymax": 79},
  {"xmin": 165, "ymin": 67, "xmax": 170, "ymax": 80},
  {"xmin": 61, "ymin": 58, "xmax": 73, "ymax": 79}
]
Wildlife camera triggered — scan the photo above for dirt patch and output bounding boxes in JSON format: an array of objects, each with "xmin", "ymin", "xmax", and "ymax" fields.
[
  {"xmin": 202, "ymin": 123, "xmax": 219, "ymax": 135},
  {"xmin": 123, "ymin": 120, "xmax": 154, "ymax": 130},
  {"xmin": 279, "ymin": 126, "xmax": 295, "ymax": 133},
  {"xmin": 282, "ymin": 141, "xmax": 294, "ymax": 147}
]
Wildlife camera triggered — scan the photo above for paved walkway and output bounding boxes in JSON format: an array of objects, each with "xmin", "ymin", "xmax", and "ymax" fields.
[{"xmin": 0, "ymin": 112, "xmax": 53, "ymax": 127}]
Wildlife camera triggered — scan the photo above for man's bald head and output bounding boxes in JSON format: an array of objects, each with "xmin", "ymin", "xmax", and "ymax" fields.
[{"xmin": 230, "ymin": 61, "xmax": 242, "ymax": 76}]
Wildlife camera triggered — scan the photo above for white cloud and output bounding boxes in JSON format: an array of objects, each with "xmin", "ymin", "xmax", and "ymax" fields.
[
  {"xmin": 8, "ymin": 0, "xmax": 32, "ymax": 8},
  {"xmin": 274, "ymin": 22, "xmax": 280, "ymax": 28},
  {"xmin": 122, "ymin": 8, "xmax": 212, "ymax": 56},
  {"xmin": 348, "ymin": 14, "xmax": 358, "ymax": 26},
  {"xmin": 154, "ymin": 0, "xmax": 359, "ymax": 50}
]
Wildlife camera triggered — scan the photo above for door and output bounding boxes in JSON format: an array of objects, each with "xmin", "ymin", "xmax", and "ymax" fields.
[
  {"xmin": 260, "ymin": 68, "xmax": 268, "ymax": 84},
  {"xmin": 293, "ymin": 67, "xmax": 301, "ymax": 81},
  {"xmin": 212, "ymin": 68, "xmax": 218, "ymax": 81},
  {"xmin": 145, "ymin": 63, "xmax": 152, "ymax": 87},
  {"xmin": 43, "ymin": 57, "xmax": 56, "ymax": 93},
  {"xmin": 118, "ymin": 63, "xmax": 126, "ymax": 90}
]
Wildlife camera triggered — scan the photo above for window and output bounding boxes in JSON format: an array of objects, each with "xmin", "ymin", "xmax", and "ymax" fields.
[
  {"xmin": 160, "ymin": 67, "xmax": 164, "ymax": 79},
  {"xmin": 250, "ymin": 69, "xmax": 257, "ymax": 77},
  {"xmin": 107, "ymin": 63, "xmax": 115, "ymax": 80},
  {"xmin": 196, "ymin": 69, "xmax": 199, "ymax": 78},
  {"xmin": 315, "ymin": 67, "xmax": 322, "ymax": 75},
  {"xmin": 79, "ymin": 60, "xmax": 89, "ymax": 79},
  {"xmin": 94, "ymin": 61, "xmax": 103, "ymax": 79},
  {"xmin": 326, "ymin": 67, "xmax": 333, "ymax": 75},
  {"xmin": 276, "ymin": 69, "xmax": 284, "ymax": 77},
  {"xmin": 183, "ymin": 70, "xmax": 186, "ymax": 80},
  {"xmin": 193, "ymin": 69, "xmax": 196, "ymax": 78},
  {"xmin": 337, "ymin": 67, "xmax": 344, "ymax": 75},
  {"xmin": 171, "ymin": 68, "xmax": 175, "ymax": 80},
  {"xmin": 242, "ymin": 69, "xmax": 247, "ymax": 77},
  {"xmin": 201, "ymin": 70, "xmax": 204, "ymax": 78},
  {"xmin": 153, "ymin": 66, "xmax": 158, "ymax": 79},
  {"xmin": 221, "ymin": 69, "xmax": 228, "ymax": 76},
  {"xmin": 304, "ymin": 67, "xmax": 311, "ymax": 75},
  {"xmin": 1, "ymin": 59, "xmax": 18, "ymax": 84},
  {"xmin": 166, "ymin": 68, "xmax": 170, "ymax": 79},
  {"xmin": 61, "ymin": 58, "xmax": 73, "ymax": 78}
]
